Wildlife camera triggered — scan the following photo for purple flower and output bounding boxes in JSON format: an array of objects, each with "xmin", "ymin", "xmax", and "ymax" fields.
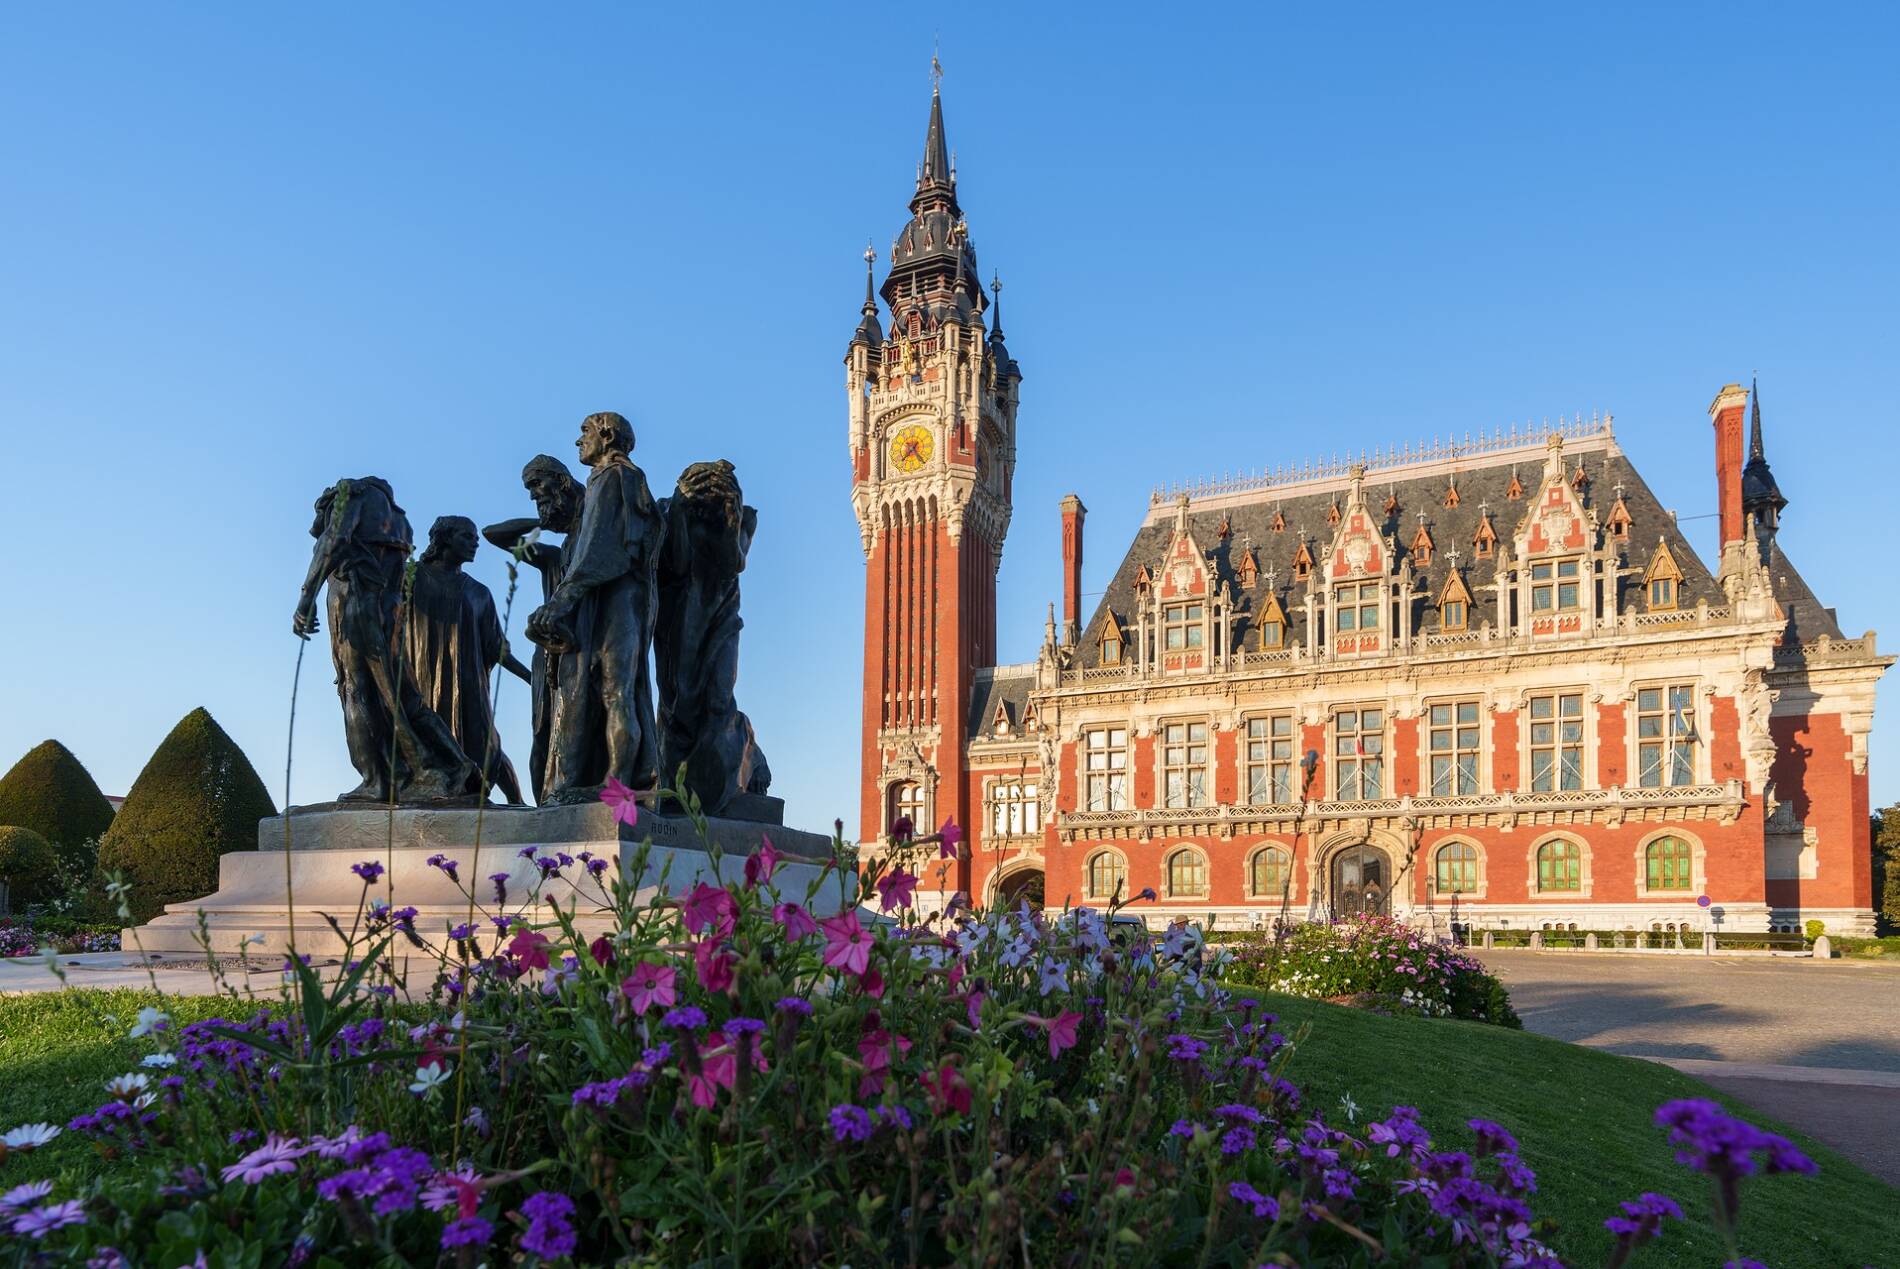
[
  {"xmin": 11, "ymin": 1199, "xmax": 87, "ymax": 1238},
  {"xmin": 722, "ymin": 1017, "xmax": 767, "ymax": 1038},
  {"xmin": 1165, "ymin": 1033, "xmax": 1208, "ymax": 1062},
  {"xmin": 661, "ymin": 1006, "xmax": 707, "ymax": 1030},
  {"xmin": 876, "ymin": 1105, "xmax": 913, "ymax": 1131},
  {"xmin": 448, "ymin": 922, "xmax": 477, "ymax": 941},
  {"xmin": 426, "ymin": 853, "xmax": 458, "ymax": 879},
  {"xmin": 775, "ymin": 996, "xmax": 813, "ymax": 1016},
  {"xmin": 829, "ymin": 1104, "xmax": 875, "ymax": 1143},
  {"xmin": 442, "ymin": 1216, "xmax": 494, "ymax": 1248},
  {"xmin": 1467, "ymin": 1117, "xmax": 1519, "ymax": 1159},
  {"xmin": 350, "ymin": 860, "xmax": 385, "ymax": 883},
  {"xmin": 1214, "ymin": 1103, "xmax": 1264, "ymax": 1124},
  {"xmin": 1655, "ymin": 1099, "xmax": 1816, "ymax": 1179},
  {"xmin": 1228, "ymin": 1181, "xmax": 1278, "ymax": 1220},
  {"xmin": 1169, "ymin": 1118, "xmax": 1201, "ymax": 1139},
  {"xmin": 586, "ymin": 857, "xmax": 609, "ymax": 877},
  {"xmin": 1605, "ymin": 1191, "xmax": 1683, "ymax": 1241},
  {"xmin": 517, "ymin": 1191, "xmax": 577, "ymax": 1258},
  {"xmin": 0, "ymin": 1180, "xmax": 53, "ymax": 1210},
  {"xmin": 1368, "ymin": 1106, "xmax": 1431, "ymax": 1159},
  {"xmin": 220, "ymin": 1135, "xmax": 308, "ymax": 1184},
  {"xmin": 489, "ymin": 872, "xmax": 510, "ymax": 903},
  {"xmin": 1220, "ymin": 1125, "xmax": 1257, "ymax": 1155}
]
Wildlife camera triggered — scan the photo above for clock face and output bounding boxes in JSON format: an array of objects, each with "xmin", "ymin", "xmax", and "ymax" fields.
[{"xmin": 889, "ymin": 424, "xmax": 934, "ymax": 473}]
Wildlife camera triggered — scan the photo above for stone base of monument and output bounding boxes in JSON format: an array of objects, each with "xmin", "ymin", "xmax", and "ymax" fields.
[{"xmin": 125, "ymin": 804, "xmax": 842, "ymax": 958}]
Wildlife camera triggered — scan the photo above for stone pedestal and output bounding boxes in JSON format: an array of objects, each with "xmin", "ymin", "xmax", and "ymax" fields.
[{"xmin": 125, "ymin": 804, "xmax": 843, "ymax": 957}]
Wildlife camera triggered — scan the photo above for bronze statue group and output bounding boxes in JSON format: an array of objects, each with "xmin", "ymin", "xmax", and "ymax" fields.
[{"xmin": 292, "ymin": 411, "xmax": 771, "ymax": 819}]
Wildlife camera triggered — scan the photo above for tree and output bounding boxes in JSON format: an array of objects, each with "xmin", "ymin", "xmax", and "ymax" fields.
[
  {"xmin": 0, "ymin": 739, "xmax": 116, "ymax": 874},
  {"xmin": 1875, "ymin": 804, "xmax": 1900, "ymax": 935},
  {"xmin": 0, "ymin": 826, "xmax": 59, "ymax": 910},
  {"xmin": 97, "ymin": 708, "xmax": 276, "ymax": 923}
]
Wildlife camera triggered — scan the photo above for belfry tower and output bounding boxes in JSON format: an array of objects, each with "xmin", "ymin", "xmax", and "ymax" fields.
[{"xmin": 847, "ymin": 73, "xmax": 1022, "ymax": 890}]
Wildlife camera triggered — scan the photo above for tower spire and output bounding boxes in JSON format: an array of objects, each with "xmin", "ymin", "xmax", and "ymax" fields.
[
  {"xmin": 849, "ymin": 243, "xmax": 883, "ymax": 349},
  {"xmin": 1739, "ymin": 375, "xmax": 1788, "ymax": 536},
  {"xmin": 989, "ymin": 272, "xmax": 1004, "ymax": 340},
  {"xmin": 918, "ymin": 58, "xmax": 953, "ymax": 197}
]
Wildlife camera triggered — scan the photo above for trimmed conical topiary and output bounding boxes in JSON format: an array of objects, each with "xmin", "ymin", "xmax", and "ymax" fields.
[
  {"xmin": 0, "ymin": 739, "xmax": 116, "ymax": 875},
  {"xmin": 97, "ymin": 708, "xmax": 277, "ymax": 923},
  {"xmin": 0, "ymin": 825, "xmax": 60, "ymax": 909}
]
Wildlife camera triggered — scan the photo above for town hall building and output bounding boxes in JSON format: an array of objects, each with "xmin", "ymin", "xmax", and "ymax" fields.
[{"xmin": 849, "ymin": 83, "xmax": 1890, "ymax": 935}]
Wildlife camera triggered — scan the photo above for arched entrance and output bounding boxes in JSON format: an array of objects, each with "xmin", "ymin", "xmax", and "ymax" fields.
[
  {"xmin": 1330, "ymin": 844, "xmax": 1390, "ymax": 918},
  {"xmin": 995, "ymin": 868, "xmax": 1045, "ymax": 911}
]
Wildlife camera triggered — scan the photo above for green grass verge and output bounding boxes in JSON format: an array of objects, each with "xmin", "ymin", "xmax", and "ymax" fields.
[
  {"xmin": 2, "ymin": 989, "xmax": 1895, "ymax": 1266},
  {"xmin": 1262, "ymin": 993, "xmax": 1899, "ymax": 1267}
]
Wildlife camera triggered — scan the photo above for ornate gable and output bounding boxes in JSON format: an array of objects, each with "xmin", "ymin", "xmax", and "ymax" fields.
[
  {"xmin": 1158, "ymin": 497, "xmax": 1211, "ymax": 601},
  {"xmin": 1409, "ymin": 514, "xmax": 1435, "ymax": 566},
  {"xmin": 1326, "ymin": 465, "xmax": 1388, "ymax": 582},
  {"xmin": 1518, "ymin": 435, "xmax": 1594, "ymax": 558},
  {"xmin": 1606, "ymin": 487, "xmax": 1633, "ymax": 539},
  {"xmin": 1292, "ymin": 537, "xmax": 1313, "ymax": 580},
  {"xmin": 1256, "ymin": 589, "xmax": 1290, "ymax": 649},
  {"xmin": 1506, "ymin": 468, "xmax": 1525, "ymax": 500},
  {"xmin": 1643, "ymin": 537, "xmax": 1684, "ymax": 611},
  {"xmin": 1235, "ymin": 539, "xmax": 1258, "ymax": 589},
  {"xmin": 1473, "ymin": 505, "xmax": 1498, "ymax": 557}
]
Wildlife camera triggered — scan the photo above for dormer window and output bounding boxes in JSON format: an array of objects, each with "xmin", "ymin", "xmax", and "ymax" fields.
[
  {"xmin": 1100, "ymin": 623, "xmax": 1124, "ymax": 666},
  {"xmin": 1609, "ymin": 500, "xmax": 1633, "ymax": 539},
  {"xmin": 1334, "ymin": 581, "xmax": 1382, "ymax": 633},
  {"xmin": 1649, "ymin": 577, "xmax": 1676, "ymax": 609},
  {"xmin": 1292, "ymin": 542, "xmax": 1313, "ymax": 581},
  {"xmin": 1530, "ymin": 558, "xmax": 1582, "ymax": 613},
  {"xmin": 1643, "ymin": 541, "xmax": 1682, "ymax": 612},
  {"xmin": 1441, "ymin": 598, "xmax": 1467, "ymax": 631},
  {"xmin": 1443, "ymin": 481, "xmax": 1461, "ymax": 509},
  {"xmin": 1473, "ymin": 514, "xmax": 1497, "ymax": 558},
  {"xmin": 1163, "ymin": 602, "xmax": 1204, "ymax": 651},
  {"xmin": 1326, "ymin": 500, "xmax": 1341, "ymax": 526},
  {"xmin": 1506, "ymin": 470, "xmax": 1525, "ymax": 500},
  {"xmin": 1270, "ymin": 509, "xmax": 1286, "ymax": 533},
  {"xmin": 1259, "ymin": 617, "xmax": 1284, "ymax": 649}
]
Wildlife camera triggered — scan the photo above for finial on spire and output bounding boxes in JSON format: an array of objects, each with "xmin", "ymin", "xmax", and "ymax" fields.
[
  {"xmin": 861, "ymin": 242, "xmax": 878, "ymax": 313},
  {"xmin": 931, "ymin": 41, "xmax": 944, "ymax": 94},
  {"xmin": 989, "ymin": 271, "xmax": 1005, "ymax": 339}
]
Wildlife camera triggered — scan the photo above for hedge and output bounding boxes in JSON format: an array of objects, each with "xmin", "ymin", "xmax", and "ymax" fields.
[
  {"xmin": 0, "ymin": 739, "xmax": 115, "ymax": 875},
  {"xmin": 96, "ymin": 708, "xmax": 276, "ymax": 923},
  {"xmin": 0, "ymin": 826, "xmax": 60, "ymax": 908}
]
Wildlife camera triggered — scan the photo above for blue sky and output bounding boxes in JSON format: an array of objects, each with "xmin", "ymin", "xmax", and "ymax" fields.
[{"xmin": 1, "ymin": 4, "xmax": 1895, "ymax": 833}]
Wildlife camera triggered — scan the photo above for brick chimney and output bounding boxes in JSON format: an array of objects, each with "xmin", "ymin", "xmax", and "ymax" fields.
[
  {"xmin": 1059, "ymin": 494, "xmax": 1086, "ymax": 644},
  {"xmin": 1709, "ymin": 383, "xmax": 1747, "ymax": 551}
]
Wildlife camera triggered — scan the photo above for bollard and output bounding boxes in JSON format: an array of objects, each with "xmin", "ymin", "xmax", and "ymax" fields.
[
  {"xmin": 1530, "ymin": 930, "xmax": 1543, "ymax": 950},
  {"xmin": 1482, "ymin": 930, "xmax": 1494, "ymax": 949},
  {"xmin": 1813, "ymin": 934, "xmax": 1832, "ymax": 960},
  {"xmin": 1585, "ymin": 932, "xmax": 1598, "ymax": 950}
]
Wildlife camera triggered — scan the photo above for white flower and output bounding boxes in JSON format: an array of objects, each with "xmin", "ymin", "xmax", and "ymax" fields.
[
  {"xmin": 242, "ymin": 933, "xmax": 268, "ymax": 947},
  {"xmin": 409, "ymin": 1061, "xmax": 452, "ymax": 1097},
  {"xmin": 104, "ymin": 1072, "xmax": 151, "ymax": 1099},
  {"xmin": 1, "ymin": 1123, "xmax": 61, "ymax": 1151},
  {"xmin": 141, "ymin": 1053, "xmax": 178, "ymax": 1069},
  {"xmin": 129, "ymin": 1007, "xmax": 169, "ymax": 1039}
]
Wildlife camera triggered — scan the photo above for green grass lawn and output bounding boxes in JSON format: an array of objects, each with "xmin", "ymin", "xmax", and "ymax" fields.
[
  {"xmin": 1263, "ymin": 993, "xmax": 1899, "ymax": 1268},
  {"xmin": 2, "ymin": 988, "xmax": 1895, "ymax": 1266}
]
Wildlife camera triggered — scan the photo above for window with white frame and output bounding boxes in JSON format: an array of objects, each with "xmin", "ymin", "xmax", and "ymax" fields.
[
  {"xmin": 1166, "ymin": 847, "xmax": 1208, "ymax": 897},
  {"xmin": 988, "ymin": 780, "xmax": 1039, "ymax": 838},
  {"xmin": 1427, "ymin": 700, "xmax": 1482, "ymax": 796},
  {"xmin": 1333, "ymin": 707, "xmax": 1384, "ymax": 798},
  {"xmin": 1245, "ymin": 715, "xmax": 1296, "ymax": 805},
  {"xmin": 1333, "ymin": 581, "xmax": 1382, "ymax": 634},
  {"xmin": 1636, "ymin": 685, "xmax": 1697, "ymax": 787},
  {"xmin": 1527, "ymin": 691, "xmax": 1585, "ymax": 792},
  {"xmin": 1249, "ymin": 846, "xmax": 1293, "ymax": 898},
  {"xmin": 1084, "ymin": 727, "xmax": 1128, "ymax": 811},
  {"xmin": 1530, "ymin": 558, "xmax": 1582, "ymax": 613},
  {"xmin": 888, "ymin": 781, "xmax": 926, "ymax": 837},
  {"xmin": 1162, "ymin": 603, "xmax": 1204, "ymax": 651},
  {"xmin": 1162, "ymin": 721, "xmax": 1210, "ymax": 809}
]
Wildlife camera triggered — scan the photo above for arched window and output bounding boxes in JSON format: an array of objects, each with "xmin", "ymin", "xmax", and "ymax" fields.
[
  {"xmin": 1166, "ymin": 848, "xmax": 1208, "ymax": 898},
  {"xmin": 1536, "ymin": 839, "xmax": 1582, "ymax": 892},
  {"xmin": 1249, "ymin": 846, "xmax": 1292, "ymax": 898},
  {"xmin": 1085, "ymin": 852, "xmax": 1126, "ymax": 901},
  {"xmin": 1645, "ymin": 836, "xmax": 1694, "ymax": 891},
  {"xmin": 888, "ymin": 781, "xmax": 926, "ymax": 838},
  {"xmin": 1434, "ymin": 841, "xmax": 1479, "ymax": 894}
]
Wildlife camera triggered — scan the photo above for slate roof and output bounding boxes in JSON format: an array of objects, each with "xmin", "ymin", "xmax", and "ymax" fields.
[
  {"xmin": 1763, "ymin": 538, "xmax": 1842, "ymax": 642},
  {"xmin": 967, "ymin": 664, "xmax": 1038, "ymax": 741},
  {"xmin": 1076, "ymin": 435, "xmax": 1740, "ymax": 667}
]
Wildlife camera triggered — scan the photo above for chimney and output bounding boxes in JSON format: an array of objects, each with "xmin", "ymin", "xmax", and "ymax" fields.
[
  {"xmin": 1709, "ymin": 383, "xmax": 1747, "ymax": 552},
  {"xmin": 1059, "ymin": 494, "xmax": 1086, "ymax": 643}
]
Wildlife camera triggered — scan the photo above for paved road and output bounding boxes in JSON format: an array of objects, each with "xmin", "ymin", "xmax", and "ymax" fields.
[{"xmin": 1475, "ymin": 949, "xmax": 1900, "ymax": 1185}]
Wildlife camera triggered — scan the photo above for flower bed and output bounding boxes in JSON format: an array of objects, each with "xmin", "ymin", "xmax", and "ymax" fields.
[
  {"xmin": 0, "ymin": 801, "xmax": 1817, "ymax": 1266},
  {"xmin": 1225, "ymin": 915, "xmax": 1521, "ymax": 1027},
  {"xmin": 0, "ymin": 916, "xmax": 120, "ymax": 959}
]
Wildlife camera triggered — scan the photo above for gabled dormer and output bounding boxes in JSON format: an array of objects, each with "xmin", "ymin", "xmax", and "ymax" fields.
[
  {"xmin": 1438, "ymin": 564, "xmax": 1474, "ymax": 632},
  {"xmin": 1269, "ymin": 506, "xmax": 1286, "ymax": 533},
  {"xmin": 1606, "ymin": 486, "xmax": 1633, "ymax": 540},
  {"xmin": 1256, "ymin": 589, "xmax": 1290, "ymax": 650},
  {"xmin": 1292, "ymin": 537, "xmax": 1313, "ymax": 581},
  {"xmin": 1153, "ymin": 497, "xmax": 1219, "ymax": 674},
  {"xmin": 1409, "ymin": 513, "xmax": 1435, "ymax": 566},
  {"xmin": 1098, "ymin": 613, "xmax": 1126, "ymax": 667},
  {"xmin": 1235, "ymin": 539, "xmax": 1258, "ymax": 589},
  {"xmin": 1643, "ymin": 537, "xmax": 1683, "ymax": 612},
  {"xmin": 991, "ymin": 700, "xmax": 1013, "ymax": 737},
  {"xmin": 1506, "ymin": 467, "xmax": 1525, "ymax": 501},
  {"xmin": 1325, "ymin": 464, "xmax": 1391, "ymax": 658},
  {"xmin": 1473, "ymin": 504, "xmax": 1498, "ymax": 558},
  {"xmin": 1443, "ymin": 474, "xmax": 1461, "ymax": 509},
  {"xmin": 1515, "ymin": 434, "xmax": 1600, "ymax": 639}
]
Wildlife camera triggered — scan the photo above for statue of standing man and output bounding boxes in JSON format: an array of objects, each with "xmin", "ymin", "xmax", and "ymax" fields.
[{"xmin": 524, "ymin": 413, "xmax": 664, "ymax": 804}]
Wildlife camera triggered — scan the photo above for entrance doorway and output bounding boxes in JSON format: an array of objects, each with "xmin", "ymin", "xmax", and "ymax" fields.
[
  {"xmin": 1330, "ymin": 845, "xmax": 1389, "ymax": 918},
  {"xmin": 995, "ymin": 869, "xmax": 1045, "ymax": 912}
]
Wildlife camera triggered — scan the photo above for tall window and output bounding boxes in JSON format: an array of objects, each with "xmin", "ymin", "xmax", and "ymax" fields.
[
  {"xmin": 1536, "ymin": 839, "xmax": 1582, "ymax": 892},
  {"xmin": 888, "ymin": 781, "xmax": 926, "ymax": 836},
  {"xmin": 1434, "ymin": 841, "xmax": 1480, "ymax": 893},
  {"xmin": 1162, "ymin": 721, "xmax": 1209, "ymax": 809},
  {"xmin": 1530, "ymin": 558, "xmax": 1582, "ymax": 613},
  {"xmin": 1649, "ymin": 576, "xmax": 1677, "ymax": 609},
  {"xmin": 1084, "ymin": 851, "xmax": 1126, "ymax": 900},
  {"xmin": 1100, "ymin": 628, "xmax": 1123, "ymax": 666},
  {"xmin": 1527, "ymin": 692, "xmax": 1585, "ymax": 792},
  {"xmin": 1084, "ymin": 728, "xmax": 1128, "ymax": 811},
  {"xmin": 1245, "ymin": 715, "xmax": 1296, "ymax": 805},
  {"xmin": 1258, "ymin": 616, "xmax": 1285, "ymax": 650},
  {"xmin": 988, "ymin": 780, "xmax": 1039, "ymax": 838},
  {"xmin": 1441, "ymin": 598, "xmax": 1468, "ymax": 631},
  {"xmin": 1166, "ymin": 848, "xmax": 1208, "ymax": 898},
  {"xmin": 1249, "ymin": 846, "xmax": 1292, "ymax": 897},
  {"xmin": 1163, "ymin": 603, "xmax": 1204, "ymax": 651},
  {"xmin": 1333, "ymin": 581, "xmax": 1382, "ymax": 634},
  {"xmin": 1645, "ymin": 836, "xmax": 1693, "ymax": 891},
  {"xmin": 1637, "ymin": 685, "xmax": 1696, "ymax": 787},
  {"xmin": 1427, "ymin": 700, "xmax": 1481, "ymax": 796},
  {"xmin": 1333, "ymin": 708, "xmax": 1385, "ymax": 799}
]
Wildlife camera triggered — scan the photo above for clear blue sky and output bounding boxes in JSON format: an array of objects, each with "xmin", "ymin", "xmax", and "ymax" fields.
[{"xmin": 2, "ymin": 4, "xmax": 1895, "ymax": 835}]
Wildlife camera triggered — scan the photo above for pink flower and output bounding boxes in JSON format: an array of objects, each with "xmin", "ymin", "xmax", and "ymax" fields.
[
  {"xmin": 744, "ymin": 835, "xmax": 780, "ymax": 887},
  {"xmin": 920, "ymin": 1061, "xmax": 972, "ymax": 1116},
  {"xmin": 858, "ymin": 966, "xmax": 885, "ymax": 998},
  {"xmin": 693, "ymin": 939, "xmax": 735, "ymax": 994},
  {"xmin": 588, "ymin": 935, "xmax": 615, "ymax": 967},
  {"xmin": 889, "ymin": 814, "xmax": 914, "ymax": 842},
  {"xmin": 688, "ymin": 1038, "xmax": 736, "ymax": 1109},
  {"xmin": 820, "ymin": 910, "xmax": 874, "ymax": 977},
  {"xmin": 599, "ymin": 776, "xmax": 640, "ymax": 828},
  {"xmin": 620, "ymin": 962, "xmax": 676, "ymax": 1015},
  {"xmin": 963, "ymin": 990, "xmax": 986, "ymax": 1031},
  {"xmin": 938, "ymin": 817, "xmax": 962, "ymax": 859},
  {"xmin": 681, "ymin": 883, "xmax": 737, "ymax": 938},
  {"xmin": 1026, "ymin": 1010, "xmax": 1083, "ymax": 1059},
  {"xmin": 875, "ymin": 868, "xmax": 919, "ymax": 913},
  {"xmin": 219, "ymin": 1135, "xmax": 308, "ymax": 1184},
  {"xmin": 507, "ymin": 930, "xmax": 551, "ymax": 972},
  {"xmin": 773, "ymin": 902, "xmax": 818, "ymax": 940}
]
